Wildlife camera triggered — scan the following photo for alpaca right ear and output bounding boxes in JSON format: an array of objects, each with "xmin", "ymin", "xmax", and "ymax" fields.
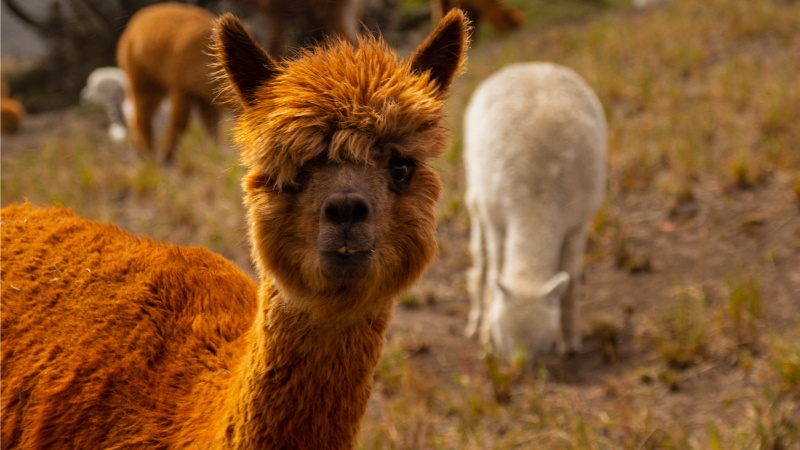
[
  {"xmin": 409, "ymin": 8, "xmax": 470, "ymax": 95},
  {"xmin": 214, "ymin": 13, "xmax": 279, "ymax": 107}
]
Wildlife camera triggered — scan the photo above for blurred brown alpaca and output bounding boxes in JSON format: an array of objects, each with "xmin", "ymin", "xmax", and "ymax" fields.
[
  {"xmin": 1, "ymin": 9, "xmax": 469, "ymax": 449},
  {"xmin": 117, "ymin": 2, "xmax": 223, "ymax": 163}
]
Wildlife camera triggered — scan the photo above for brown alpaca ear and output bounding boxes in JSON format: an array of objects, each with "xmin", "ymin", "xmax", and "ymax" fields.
[
  {"xmin": 214, "ymin": 13, "xmax": 279, "ymax": 107},
  {"xmin": 409, "ymin": 8, "xmax": 470, "ymax": 94}
]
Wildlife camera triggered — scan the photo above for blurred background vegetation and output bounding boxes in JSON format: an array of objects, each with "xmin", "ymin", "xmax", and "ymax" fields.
[
  {"xmin": 3, "ymin": 0, "xmax": 173, "ymax": 110},
  {"xmin": 1, "ymin": 0, "xmax": 622, "ymax": 112}
]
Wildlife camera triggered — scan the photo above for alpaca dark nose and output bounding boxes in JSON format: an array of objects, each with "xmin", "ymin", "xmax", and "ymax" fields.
[{"xmin": 323, "ymin": 192, "xmax": 371, "ymax": 225}]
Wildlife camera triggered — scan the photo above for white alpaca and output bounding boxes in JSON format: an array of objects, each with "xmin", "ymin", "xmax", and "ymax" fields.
[
  {"xmin": 463, "ymin": 62, "xmax": 607, "ymax": 365},
  {"xmin": 80, "ymin": 67, "xmax": 169, "ymax": 142},
  {"xmin": 80, "ymin": 67, "xmax": 129, "ymax": 141}
]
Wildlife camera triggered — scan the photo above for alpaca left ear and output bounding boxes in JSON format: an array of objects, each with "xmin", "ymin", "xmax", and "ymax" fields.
[
  {"xmin": 214, "ymin": 13, "xmax": 280, "ymax": 107},
  {"xmin": 409, "ymin": 8, "xmax": 470, "ymax": 95}
]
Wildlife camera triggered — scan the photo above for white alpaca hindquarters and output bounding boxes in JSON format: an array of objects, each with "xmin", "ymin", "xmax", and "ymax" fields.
[
  {"xmin": 80, "ymin": 67, "xmax": 170, "ymax": 142},
  {"xmin": 463, "ymin": 62, "xmax": 607, "ymax": 364},
  {"xmin": 81, "ymin": 67, "xmax": 130, "ymax": 141}
]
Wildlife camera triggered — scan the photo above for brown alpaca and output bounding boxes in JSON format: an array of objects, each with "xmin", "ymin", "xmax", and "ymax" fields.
[
  {"xmin": 1, "ymin": 75, "xmax": 25, "ymax": 134},
  {"xmin": 1, "ymin": 9, "xmax": 468, "ymax": 450},
  {"xmin": 231, "ymin": 0, "xmax": 363, "ymax": 58},
  {"xmin": 433, "ymin": 0, "xmax": 524, "ymax": 36},
  {"xmin": 117, "ymin": 2, "xmax": 223, "ymax": 163}
]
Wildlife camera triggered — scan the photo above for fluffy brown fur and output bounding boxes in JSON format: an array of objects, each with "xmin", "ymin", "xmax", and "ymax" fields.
[
  {"xmin": 1, "ymin": 9, "xmax": 469, "ymax": 450},
  {"xmin": 232, "ymin": 0, "xmax": 363, "ymax": 57},
  {"xmin": 117, "ymin": 2, "xmax": 223, "ymax": 163},
  {"xmin": 433, "ymin": 0, "xmax": 524, "ymax": 36}
]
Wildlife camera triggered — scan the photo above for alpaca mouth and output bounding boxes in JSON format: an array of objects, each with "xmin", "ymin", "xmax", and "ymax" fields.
[
  {"xmin": 337, "ymin": 246, "xmax": 361, "ymax": 256},
  {"xmin": 335, "ymin": 245, "xmax": 377, "ymax": 256},
  {"xmin": 320, "ymin": 246, "xmax": 372, "ymax": 280}
]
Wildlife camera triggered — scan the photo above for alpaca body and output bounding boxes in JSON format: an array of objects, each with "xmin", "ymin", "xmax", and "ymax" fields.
[
  {"xmin": 433, "ymin": 0, "xmax": 524, "ymax": 36},
  {"xmin": 463, "ymin": 62, "xmax": 607, "ymax": 363},
  {"xmin": 1, "ymin": 204, "xmax": 257, "ymax": 448},
  {"xmin": 80, "ymin": 67, "xmax": 170, "ymax": 142},
  {"xmin": 1, "ymin": 10, "xmax": 469, "ymax": 449},
  {"xmin": 117, "ymin": 2, "xmax": 222, "ymax": 162},
  {"xmin": 232, "ymin": 0, "xmax": 363, "ymax": 57},
  {"xmin": 0, "ymin": 204, "xmax": 383, "ymax": 449}
]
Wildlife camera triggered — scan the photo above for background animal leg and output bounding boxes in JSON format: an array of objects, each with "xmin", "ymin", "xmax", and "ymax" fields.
[
  {"xmin": 559, "ymin": 227, "xmax": 590, "ymax": 354},
  {"xmin": 130, "ymin": 87, "xmax": 163, "ymax": 158},
  {"xmin": 465, "ymin": 201, "xmax": 487, "ymax": 338},
  {"xmin": 265, "ymin": 12, "xmax": 288, "ymax": 58},
  {"xmin": 327, "ymin": 0, "xmax": 361, "ymax": 44},
  {"xmin": 163, "ymin": 92, "xmax": 191, "ymax": 164},
  {"xmin": 197, "ymin": 100, "xmax": 220, "ymax": 144},
  {"xmin": 478, "ymin": 215, "xmax": 505, "ymax": 348}
]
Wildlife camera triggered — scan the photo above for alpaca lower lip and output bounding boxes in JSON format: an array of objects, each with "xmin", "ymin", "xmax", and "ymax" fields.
[
  {"xmin": 320, "ymin": 250, "xmax": 371, "ymax": 280},
  {"xmin": 326, "ymin": 250, "xmax": 370, "ymax": 261}
]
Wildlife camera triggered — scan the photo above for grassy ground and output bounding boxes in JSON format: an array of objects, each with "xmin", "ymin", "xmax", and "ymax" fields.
[{"xmin": 2, "ymin": 0, "xmax": 799, "ymax": 448}]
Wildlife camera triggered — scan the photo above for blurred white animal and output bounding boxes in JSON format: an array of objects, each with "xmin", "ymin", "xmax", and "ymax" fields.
[
  {"xmin": 80, "ymin": 67, "xmax": 169, "ymax": 142},
  {"xmin": 463, "ymin": 62, "xmax": 607, "ymax": 366},
  {"xmin": 81, "ymin": 67, "xmax": 128, "ymax": 141}
]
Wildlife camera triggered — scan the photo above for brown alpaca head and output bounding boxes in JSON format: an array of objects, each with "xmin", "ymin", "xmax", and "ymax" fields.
[{"xmin": 215, "ymin": 11, "xmax": 469, "ymax": 320}]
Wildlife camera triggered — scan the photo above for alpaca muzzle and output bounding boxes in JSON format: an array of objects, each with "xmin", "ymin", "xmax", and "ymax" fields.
[{"xmin": 318, "ymin": 190, "xmax": 376, "ymax": 280}]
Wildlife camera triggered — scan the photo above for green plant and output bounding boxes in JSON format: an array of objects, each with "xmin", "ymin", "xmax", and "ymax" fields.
[
  {"xmin": 750, "ymin": 385, "xmax": 800, "ymax": 449},
  {"xmin": 611, "ymin": 226, "xmax": 652, "ymax": 274},
  {"xmin": 657, "ymin": 285, "xmax": 709, "ymax": 369},
  {"xmin": 768, "ymin": 333, "xmax": 800, "ymax": 395},
  {"xmin": 133, "ymin": 161, "xmax": 162, "ymax": 195},
  {"xmin": 727, "ymin": 156, "xmax": 769, "ymax": 191},
  {"xmin": 725, "ymin": 276, "xmax": 762, "ymax": 349},
  {"xmin": 590, "ymin": 318, "xmax": 620, "ymax": 363}
]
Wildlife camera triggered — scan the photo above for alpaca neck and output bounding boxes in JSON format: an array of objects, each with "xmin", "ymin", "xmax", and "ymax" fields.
[
  {"xmin": 503, "ymin": 225, "xmax": 560, "ymax": 287},
  {"xmin": 213, "ymin": 282, "xmax": 391, "ymax": 450}
]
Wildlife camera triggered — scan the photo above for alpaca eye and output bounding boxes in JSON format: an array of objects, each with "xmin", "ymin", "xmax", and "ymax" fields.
[
  {"xmin": 390, "ymin": 163, "xmax": 409, "ymax": 182},
  {"xmin": 389, "ymin": 158, "xmax": 415, "ymax": 193}
]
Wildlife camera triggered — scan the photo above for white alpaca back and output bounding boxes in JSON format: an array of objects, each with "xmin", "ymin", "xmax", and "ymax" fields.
[{"xmin": 463, "ymin": 62, "xmax": 607, "ymax": 365}]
